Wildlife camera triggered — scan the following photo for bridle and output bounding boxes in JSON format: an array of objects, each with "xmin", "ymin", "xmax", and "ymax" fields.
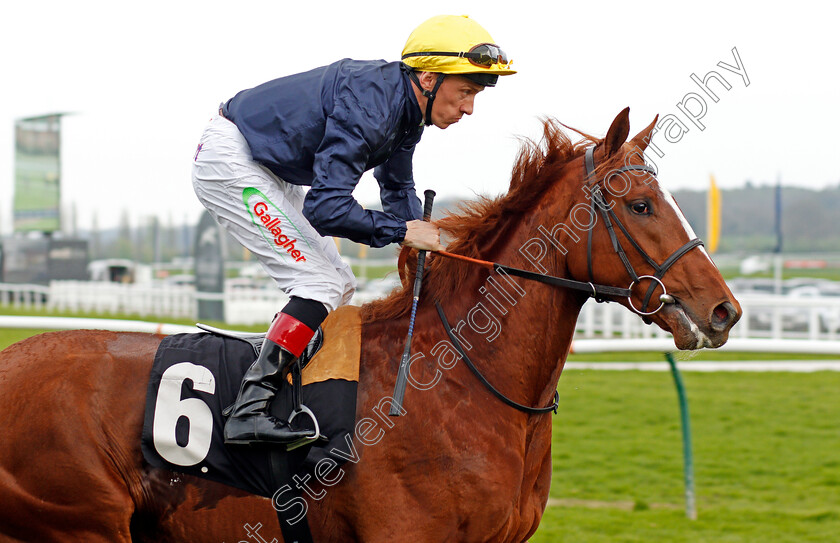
[
  {"xmin": 422, "ymin": 144, "xmax": 705, "ymax": 415},
  {"xmin": 582, "ymin": 146, "xmax": 704, "ymax": 315},
  {"xmin": 429, "ymin": 145, "xmax": 704, "ymax": 314}
]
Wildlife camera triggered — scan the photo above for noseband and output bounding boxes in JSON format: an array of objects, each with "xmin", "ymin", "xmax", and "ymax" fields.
[{"xmin": 583, "ymin": 146, "xmax": 704, "ymax": 315}]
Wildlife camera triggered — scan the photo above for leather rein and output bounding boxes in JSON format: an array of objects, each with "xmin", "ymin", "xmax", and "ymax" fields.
[{"xmin": 400, "ymin": 145, "xmax": 703, "ymax": 415}]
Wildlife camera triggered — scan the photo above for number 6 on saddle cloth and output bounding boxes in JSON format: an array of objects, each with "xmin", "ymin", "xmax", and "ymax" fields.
[{"xmin": 141, "ymin": 306, "xmax": 361, "ymax": 499}]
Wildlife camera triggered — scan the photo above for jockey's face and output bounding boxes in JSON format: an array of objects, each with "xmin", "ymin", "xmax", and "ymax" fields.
[
  {"xmin": 430, "ymin": 75, "xmax": 485, "ymax": 129},
  {"xmin": 415, "ymin": 72, "xmax": 485, "ymax": 129}
]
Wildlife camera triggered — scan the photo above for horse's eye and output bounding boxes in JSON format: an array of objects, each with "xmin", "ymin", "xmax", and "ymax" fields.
[{"xmin": 630, "ymin": 201, "xmax": 650, "ymax": 215}]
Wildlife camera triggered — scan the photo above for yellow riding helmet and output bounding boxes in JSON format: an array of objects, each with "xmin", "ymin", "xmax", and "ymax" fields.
[{"xmin": 401, "ymin": 15, "xmax": 517, "ymax": 80}]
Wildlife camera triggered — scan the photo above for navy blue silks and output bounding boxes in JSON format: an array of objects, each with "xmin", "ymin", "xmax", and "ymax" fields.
[{"xmin": 223, "ymin": 60, "xmax": 425, "ymax": 248}]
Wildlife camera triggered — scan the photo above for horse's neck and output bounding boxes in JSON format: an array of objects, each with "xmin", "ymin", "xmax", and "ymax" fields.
[
  {"xmin": 439, "ymin": 189, "xmax": 585, "ymax": 408},
  {"xmin": 445, "ymin": 271, "xmax": 582, "ymax": 406}
]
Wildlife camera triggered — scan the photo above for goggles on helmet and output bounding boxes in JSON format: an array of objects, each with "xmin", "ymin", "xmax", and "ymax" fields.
[{"xmin": 402, "ymin": 43, "xmax": 510, "ymax": 69}]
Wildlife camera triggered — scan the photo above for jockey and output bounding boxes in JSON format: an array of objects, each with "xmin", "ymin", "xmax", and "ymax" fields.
[{"xmin": 192, "ymin": 14, "xmax": 516, "ymax": 445}]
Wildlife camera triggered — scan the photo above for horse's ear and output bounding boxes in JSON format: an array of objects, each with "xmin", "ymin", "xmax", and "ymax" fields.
[
  {"xmin": 603, "ymin": 107, "xmax": 631, "ymax": 157},
  {"xmin": 629, "ymin": 115, "xmax": 660, "ymax": 152}
]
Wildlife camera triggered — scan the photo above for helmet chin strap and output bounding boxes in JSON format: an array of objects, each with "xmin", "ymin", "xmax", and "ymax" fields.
[{"xmin": 408, "ymin": 71, "xmax": 446, "ymax": 126}]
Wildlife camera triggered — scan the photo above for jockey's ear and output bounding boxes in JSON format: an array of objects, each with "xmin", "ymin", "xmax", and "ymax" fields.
[
  {"xmin": 629, "ymin": 115, "xmax": 660, "ymax": 153},
  {"xmin": 603, "ymin": 107, "xmax": 631, "ymax": 158}
]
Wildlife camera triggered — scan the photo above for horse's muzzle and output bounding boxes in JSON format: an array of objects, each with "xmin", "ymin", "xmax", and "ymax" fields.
[{"xmin": 710, "ymin": 301, "xmax": 740, "ymax": 333}]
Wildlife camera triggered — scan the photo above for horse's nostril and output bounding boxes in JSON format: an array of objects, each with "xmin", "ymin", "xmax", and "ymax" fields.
[{"xmin": 711, "ymin": 301, "xmax": 736, "ymax": 332}]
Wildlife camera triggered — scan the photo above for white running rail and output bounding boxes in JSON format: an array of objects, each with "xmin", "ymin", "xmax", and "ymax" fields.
[{"xmin": 2, "ymin": 281, "xmax": 840, "ymax": 338}]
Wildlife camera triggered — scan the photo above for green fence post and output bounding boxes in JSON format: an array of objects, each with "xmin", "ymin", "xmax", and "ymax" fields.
[{"xmin": 665, "ymin": 352, "xmax": 697, "ymax": 520}]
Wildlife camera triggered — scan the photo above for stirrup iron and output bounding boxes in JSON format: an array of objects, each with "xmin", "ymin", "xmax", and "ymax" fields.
[
  {"xmin": 286, "ymin": 405, "xmax": 321, "ymax": 451},
  {"xmin": 286, "ymin": 360, "xmax": 322, "ymax": 451}
]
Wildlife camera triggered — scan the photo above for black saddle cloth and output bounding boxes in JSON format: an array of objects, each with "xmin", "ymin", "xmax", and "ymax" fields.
[{"xmin": 141, "ymin": 332, "xmax": 357, "ymax": 498}]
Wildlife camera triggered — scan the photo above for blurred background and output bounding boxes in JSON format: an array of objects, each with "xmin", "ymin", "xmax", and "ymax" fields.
[
  {"xmin": 1, "ymin": 2, "xmax": 839, "ymax": 541},
  {"xmin": 2, "ymin": 0, "xmax": 838, "ymax": 326}
]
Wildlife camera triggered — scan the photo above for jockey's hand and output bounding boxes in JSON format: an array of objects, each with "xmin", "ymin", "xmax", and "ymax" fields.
[{"xmin": 402, "ymin": 220, "xmax": 444, "ymax": 251}]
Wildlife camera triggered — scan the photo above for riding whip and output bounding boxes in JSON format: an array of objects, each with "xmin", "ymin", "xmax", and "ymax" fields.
[{"xmin": 389, "ymin": 189, "xmax": 435, "ymax": 416}]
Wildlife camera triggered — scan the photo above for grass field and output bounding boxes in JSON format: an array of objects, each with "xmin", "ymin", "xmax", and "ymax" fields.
[
  {"xmin": 718, "ymin": 266, "xmax": 840, "ymax": 282},
  {"xmin": 2, "ymin": 306, "xmax": 839, "ymax": 541},
  {"xmin": 531, "ymin": 370, "xmax": 840, "ymax": 542},
  {"xmin": 352, "ymin": 264, "xmax": 398, "ymax": 281}
]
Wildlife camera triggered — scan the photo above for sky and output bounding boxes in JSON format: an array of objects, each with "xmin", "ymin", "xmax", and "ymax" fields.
[{"xmin": 2, "ymin": 0, "xmax": 838, "ymax": 233}]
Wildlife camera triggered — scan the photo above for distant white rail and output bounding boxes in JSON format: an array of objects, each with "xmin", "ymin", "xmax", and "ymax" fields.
[
  {"xmin": 47, "ymin": 281, "xmax": 195, "ymax": 319},
  {"xmin": 0, "ymin": 316, "xmax": 199, "ymax": 335},
  {"xmin": 576, "ymin": 293, "xmax": 840, "ymax": 341},
  {"xmin": 2, "ymin": 281, "xmax": 840, "ymax": 339},
  {"xmin": 572, "ymin": 337, "xmax": 840, "ymax": 355},
  {"xmin": 0, "ymin": 284, "xmax": 49, "ymax": 310},
  {"xmin": 2, "ymin": 316, "xmax": 838, "ymax": 357}
]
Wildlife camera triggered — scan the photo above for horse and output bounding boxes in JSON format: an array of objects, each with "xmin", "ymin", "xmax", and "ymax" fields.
[{"xmin": 0, "ymin": 108, "xmax": 740, "ymax": 542}]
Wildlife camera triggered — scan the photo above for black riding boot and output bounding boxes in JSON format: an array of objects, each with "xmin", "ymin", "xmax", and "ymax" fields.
[{"xmin": 223, "ymin": 338, "xmax": 315, "ymax": 445}]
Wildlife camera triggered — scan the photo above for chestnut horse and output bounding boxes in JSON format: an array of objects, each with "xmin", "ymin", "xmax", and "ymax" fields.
[{"xmin": 0, "ymin": 109, "xmax": 740, "ymax": 542}]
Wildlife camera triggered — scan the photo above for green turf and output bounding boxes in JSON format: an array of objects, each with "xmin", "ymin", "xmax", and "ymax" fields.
[
  {"xmin": 568, "ymin": 351, "xmax": 840, "ymax": 362},
  {"xmin": 352, "ymin": 264, "xmax": 398, "ymax": 280},
  {"xmin": 531, "ymin": 370, "xmax": 840, "ymax": 542},
  {"xmin": 718, "ymin": 266, "xmax": 840, "ymax": 282},
  {"xmin": 534, "ymin": 505, "xmax": 839, "ymax": 543}
]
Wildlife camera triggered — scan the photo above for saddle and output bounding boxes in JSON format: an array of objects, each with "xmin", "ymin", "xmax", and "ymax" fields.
[
  {"xmin": 200, "ymin": 306, "xmax": 361, "ymax": 450},
  {"xmin": 141, "ymin": 305, "xmax": 361, "ymax": 498}
]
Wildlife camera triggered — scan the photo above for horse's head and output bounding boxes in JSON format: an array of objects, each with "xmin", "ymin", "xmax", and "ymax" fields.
[{"xmin": 558, "ymin": 108, "xmax": 741, "ymax": 350}]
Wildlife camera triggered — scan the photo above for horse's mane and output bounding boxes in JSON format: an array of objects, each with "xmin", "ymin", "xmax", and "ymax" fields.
[{"xmin": 361, "ymin": 118, "xmax": 600, "ymax": 324}]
